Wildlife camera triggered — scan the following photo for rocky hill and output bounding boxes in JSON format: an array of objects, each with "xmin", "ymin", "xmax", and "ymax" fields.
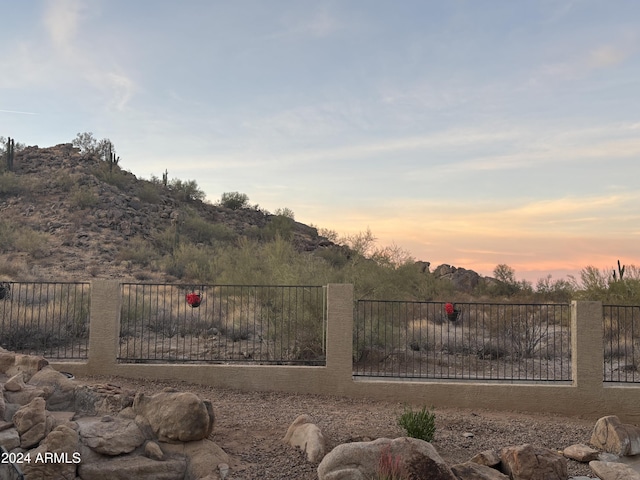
[
  {"xmin": 0, "ymin": 144, "xmax": 332, "ymax": 282},
  {"xmin": 0, "ymin": 143, "xmax": 494, "ymax": 292}
]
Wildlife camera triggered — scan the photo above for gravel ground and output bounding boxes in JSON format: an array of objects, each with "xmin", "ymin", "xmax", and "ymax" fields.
[{"xmin": 78, "ymin": 375, "xmax": 597, "ymax": 479}]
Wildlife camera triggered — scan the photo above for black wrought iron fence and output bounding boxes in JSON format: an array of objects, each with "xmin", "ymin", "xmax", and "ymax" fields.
[
  {"xmin": 119, "ymin": 284, "xmax": 326, "ymax": 365},
  {"xmin": 354, "ymin": 300, "xmax": 571, "ymax": 381},
  {"xmin": 0, "ymin": 282, "xmax": 90, "ymax": 359},
  {"xmin": 603, "ymin": 304, "xmax": 640, "ymax": 383}
]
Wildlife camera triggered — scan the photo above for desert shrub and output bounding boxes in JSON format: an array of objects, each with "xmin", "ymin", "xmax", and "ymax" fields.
[
  {"xmin": 70, "ymin": 186, "xmax": 98, "ymax": 209},
  {"xmin": 397, "ymin": 405, "xmax": 436, "ymax": 442},
  {"xmin": 181, "ymin": 215, "xmax": 237, "ymax": 245},
  {"xmin": 169, "ymin": 179, "xmax": 206, "ymax": 202},
  {"xmin": 14, "ymin": 229, "xmax": 49, "ymax": 259},
  {"xmin": 0, "ymin": 220, "xmax": 16, "ymax": 251},
  {"xmin": 53, "ymin": 171, "xmax": 77, "ymax": 192},
  {"xmin": 137, "ymin": 182, "xmax": 163, "ymax": 204},
  {"xmin": 92, "ymin": 162, "xmax": 131, "ymax": 190},
  {"xmin": 274, "ymin": 207, "xmax": 295, "ymax": 219},
  {"xmin": 219, "ymin": 191, "xmax": 249, "ymax": 210},
  {"xmin": 262, "ymin": 215, "xmax": 294, "ymax": 241},
  {"xmin": 117, "ymin": 237, "xmax": 158, "ymax": 267},
  {"xmin": 0, "ymin": 172, "xmax": 24, "ymax": 196}
]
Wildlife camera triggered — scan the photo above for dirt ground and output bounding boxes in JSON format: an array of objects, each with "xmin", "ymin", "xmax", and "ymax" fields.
[{"xmin": 78, "ymin": 375, "xmax": 597, "ymax": 479}]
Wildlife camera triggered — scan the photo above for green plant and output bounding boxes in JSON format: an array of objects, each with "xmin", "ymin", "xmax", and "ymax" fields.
[
  {"xmin": 397, "ymin": 405, "xmax": 436, "ymax": 442},
  {"xmin": 0, "ymin": 172, "xmax": 24, "ymax": 196},
  {"xmin": 70, "ymin": 186, "xmax": 98, "ymax": 209},
  {"xmin": 169, "ymin": 178, "xmax": 206, "ymax": 202},
  {"xmin": 219, "ymin": 191, "xmax": 249, "ymax": 210}
]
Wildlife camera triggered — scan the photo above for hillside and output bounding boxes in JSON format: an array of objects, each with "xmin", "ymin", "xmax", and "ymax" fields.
[
  {"xmin": 0, "ymin": 143, "xmax": 333, "ymax": 282},
  {"xmin": 0, "ymin": 143, "xmax": 495, "ymax": 298}
]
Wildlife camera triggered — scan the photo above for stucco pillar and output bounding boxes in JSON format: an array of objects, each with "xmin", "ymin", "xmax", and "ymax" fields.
[
  {"xmin": 572, "ymin": 300, "xmax": 603, "ymax": 391},
  {"xmin": 87, "ymin": 280, "xmax": 121, "ymax": 374},
  {"xmin": 325, "ymin": 284, "xmax": 354, "ymax": 382}
]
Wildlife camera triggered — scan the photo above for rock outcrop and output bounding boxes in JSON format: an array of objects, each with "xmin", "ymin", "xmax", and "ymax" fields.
[{"xmin": 283, "ymin": 414, "xmax": 326, "ymax": 463}]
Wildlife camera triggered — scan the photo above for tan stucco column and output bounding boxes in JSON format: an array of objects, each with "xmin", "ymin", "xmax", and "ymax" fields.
[
  {"xmin": 325, "ymin": 284, "xmax": 354, "ymax": 387},
  {"xmin": 87, "ymin": 280, "xmax": 121, "ymax": 374}
]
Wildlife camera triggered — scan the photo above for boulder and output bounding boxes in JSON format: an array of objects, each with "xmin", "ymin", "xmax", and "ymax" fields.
[
  {"xmin": 563, "ymin": 443, "xmax": 600, "ymax": 462},
  {"xmin": 12, "ymin": 397, "xmax": 55, "ymax": 448},
  {"xmin": 133, "ymin": 391, "xmax": 214, "ymax": 442},
  {"xmin": 5, "ymin": 372, "xmax": 27, "ymax": 391},
  {"xmin": 317, "ymin": 437, "xmax": 456, "ymax": 480},
  {"xmin": 73, "ymin": 383, "xmax": 135, "ymax": 416},
  {"xmin": 144, "ymin": 441, "xmax": 164, "ymax": 460},
  {"xmin": 589, "ymin": 460, "xmax": 640, "ymax": 480},
  {"xmin": 499, "ymin": 444, "xmax": 567, "ymax": 480},
  {"xmin": 0, "ymin": 427, "xmax": 20, "ymax": 450},
  {"xmin": 3, "ymin": 384, "xmax": 46, "ymax": 406},
  {"xmin": 77, "ymin": 453, "xmax": 187, "ymax": 480},
  {"xmin": 470, "ymin": 449, "xmax": 501, "ymax": 467},
  {"xmin": 451, "ymin": 461, "xmax": 509, "ymax": 480},
  {"xmin": 22, "ymin": 424, "xmax": 80, "ymax": 480},
  {"xmin": 28, "ymin": 366, "xmax": 77, "ymax": 411},
  {"xmin": 590, "ymin": 415, "xmax": 640, "ymax": 456},
  {"xmin": 77, "ymin": 415, "xmax": 146, "ymax": 455},
  {"xmin": 159, "ymin": 439, "xmax": 230, "ymax": 480},
  {"xmin": 6, "ymin": 353, "xmax": 48, "ymax": 380},
  {"xmin": 283, "ymin": 414, "xmax": 326, "ymax": 462}
]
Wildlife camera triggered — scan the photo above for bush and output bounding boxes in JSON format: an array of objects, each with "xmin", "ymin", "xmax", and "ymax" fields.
[
  {"xmin": 0, "ymin": 172, "xmax": 24, "ymax": 196},
  {"xmin": 70, "ymin": 186, "xmax": 98, "ymax": 210},
  {"xmin": 219, "ymin": 191, "xmax": 249, "ymax": 210},
  {"xmin": 169, "ymin": 179, "xmax": 206, "ymax": 202},
  {"xmin": 397, "ymin": 405, "xmax": 436, "ymax": 442}
]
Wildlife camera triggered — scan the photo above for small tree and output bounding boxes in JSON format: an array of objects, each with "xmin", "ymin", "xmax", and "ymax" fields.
[
  {"xmin": 169, "ymin": 179, "xmax": 206, "ymax": 202},
  {"xmin": 219, "ymin": 191, "xmax": 249, "ymax": 210}
]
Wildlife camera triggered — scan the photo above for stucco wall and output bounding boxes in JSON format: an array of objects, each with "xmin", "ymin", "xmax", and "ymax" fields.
[{"xmin": 52, "ymin": 281, "xmax": 640, "ymax": 422}]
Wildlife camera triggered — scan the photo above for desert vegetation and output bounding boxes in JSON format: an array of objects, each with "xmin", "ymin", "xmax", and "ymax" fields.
[{"xmin": 1, "ymin": 136, "xmax": 639, "ymax": 379}]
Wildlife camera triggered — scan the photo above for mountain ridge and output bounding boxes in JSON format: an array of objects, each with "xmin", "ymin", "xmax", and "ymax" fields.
[{"xmin": 0, "ymin": 143, "xmax": 491, "ymax": 292}]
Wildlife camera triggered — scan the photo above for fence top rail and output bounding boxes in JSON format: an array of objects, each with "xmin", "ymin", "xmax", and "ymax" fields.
[
  {"xmin": 603, "ymin": 304, "xmax": 640, "ymax": 308},
  {"xmin": 120, "ymin": 283, "xmax": 324, "ymax": 288},
  {"xmin": 357, "ymin": 299, "xmax": 570, "ymax": 307},
  {"xmin": 2, "ymin": 281, "xmax": 90, "ymax": 286}
]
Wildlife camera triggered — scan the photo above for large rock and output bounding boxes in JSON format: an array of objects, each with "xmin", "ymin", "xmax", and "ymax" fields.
[
  {"xmin": 12, "ymin": 397, "xmax": 54, "ymax": 448},
  {"xmin": 3, "ymin": 384, "xmax": 46, "ymax": 406},
  {"xmin": 133, "ymin": 391, "xmax": 214, "ymax": 442},
  {"xmin": 499, "ymin": 444, "xmax": 567, "ymax": 480},
  {"xmin": 563, "ymin": 443, "xmax": 600, "ymax": 462},
  {"xmin": 28, "ymin": 366, "xmax": 77, "ymax": 411},
  {"xmin": 77, "ymin": 453, "xmax": 187, "ymax": 480},
  {"xmin": 589, "ymin": 460, "xmax": 640, "ymax": 480},
  {"xmin": 317, "ymin": 437, "xmax": 456, "ymax": 480},
  {"xmin": 22, "ymin": 424, "xmax": 80, "ymax": 480},
  {"xmin": 590, "ymin": 415, "xmax": 640, "ymax": 456},
  {"xmin": 73, "ymin": 383, "xmax": 135, "ymax": 416},
  {"xmin": 283, "ymin": 414, "xmax": 326, "ymax": 462},
  {"xmin": 451, "ymin": 462, "xmax": 509, "ymax": 480},
  {"xmin": 470, "ymin": 449, "xmax": 501, "ymax": 467},
  {"xmin": 0, "ymin": 427, "xmax": 20, "ymax": 450},
  {"xmin": 77, "ymin": 415, "xmax": 146, "ymax": 455},
  {"xmin": 5, "ymin": 353, "xmax": 49, "ymax": 380},
  {"xmin": 161, "ymin": 438, "xmax": 230, "ymax": 479}
]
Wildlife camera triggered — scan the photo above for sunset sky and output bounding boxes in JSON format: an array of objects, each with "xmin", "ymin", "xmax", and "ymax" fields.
[{"xmin": 1, "ymin": 1, "xmax": 638, "ymax": 283}]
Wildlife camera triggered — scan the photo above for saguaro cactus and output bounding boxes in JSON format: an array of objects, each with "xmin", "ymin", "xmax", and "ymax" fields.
[
  {"xmin": 613, "ymin": 260, "xmax": 625, "ymax": 281},
  {"xmin": 6, "ymin": 137, "xmax": 15, "ymax": 171}
]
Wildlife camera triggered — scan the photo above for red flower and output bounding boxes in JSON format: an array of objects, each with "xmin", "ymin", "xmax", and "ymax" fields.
[
  {"xmin": 186, "ymin": 293, "xmax": 201, "ymax": 308},
  {"xmin": 444, "ymin": 303, "xmax": 455, "ymax": 315}
]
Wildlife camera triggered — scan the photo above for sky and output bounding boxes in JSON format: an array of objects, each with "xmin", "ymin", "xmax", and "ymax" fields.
[{"xmin": 1, "ymin": 0, "xmax": 639, "ymax": 283}]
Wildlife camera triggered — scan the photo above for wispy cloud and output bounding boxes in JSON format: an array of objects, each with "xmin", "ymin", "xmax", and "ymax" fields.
[
  {"xmin": 0, "ymin": 109, "xmax": 38, "ymax": 115},
  {"xmin": 42, "ymin": 0, "xmax": 84, "ymax": 56}
]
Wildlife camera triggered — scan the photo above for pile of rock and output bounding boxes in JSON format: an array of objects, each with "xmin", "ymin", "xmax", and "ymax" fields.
[
  {"xmin": 283, "ymin": 414, "xmax": 640, "ymax": 480},
  {"xmin": 0, "ymin": 349, "xmax": 228, "ymax": 480}
]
